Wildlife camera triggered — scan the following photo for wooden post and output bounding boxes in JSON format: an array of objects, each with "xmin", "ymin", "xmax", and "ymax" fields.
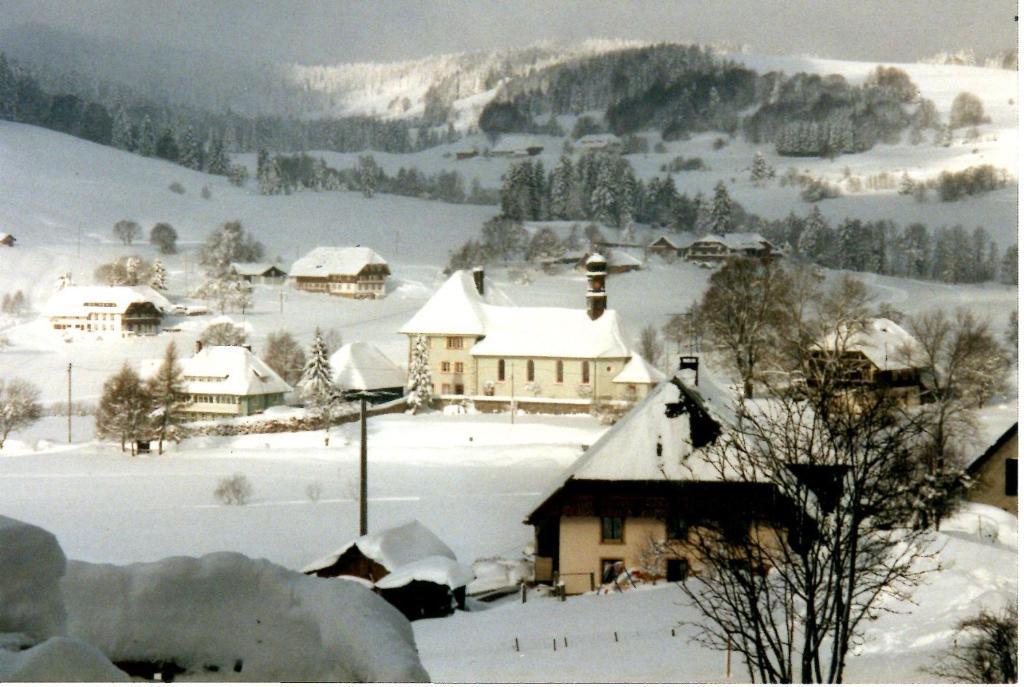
[
  {"xmin": 359, "ymin": 395, "xmax": 368, "ymax": 536},
  {"xmin": 613, "ymin": 631, "xmax": 618, "ymax": 643},
  {"xmin": 563, "ymin": 636, "xmax": 568, "ymax": 648},
  {"xmin": 552, "ymin": 638, "xmax": 557, "ymax": 652},
  {"xmin": 589, "ymin": 571, "xmax": 595, "ymax": 591},
  {"xmin": 521, "ymin": 581, "xmax": 527, "ymax": 604},
  {"xmin": 514, "ymin": 637, "xmax": 519, "ymax": 652}
]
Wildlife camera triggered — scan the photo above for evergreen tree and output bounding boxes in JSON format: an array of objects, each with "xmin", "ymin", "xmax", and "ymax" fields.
[
  {"xmin": 709, "ymin": 181, "xmax": 733, "ymax": 235},
  {"xmin": 111, "ymin": 107, "xmax": 134, "ymax": 151},
  {"xmin": 798, "ymin": 205, "xmax": 829, "ymax": 261},
  {"xmin": 590, "ymin": 157, "xmax": 618, "ymax": 227},
  {"xmin": 155, "ymin": 128, "xmax": 179, "ymax": 162},
  {"xmin": 1000, "ymin": 244, "xmax": 1018, "ymax": 285},
  {"xmin": 150, "ymin": 258, "xmax": 167, "ymax": 290},
  {"xmin": 357, "ymin": 155, "xmax": 379, "ymax": 198},
  {"xmin": 96, "ymin": 364, "xmax": 153, "ymax": 456},
  {"xmin": 406, "ymin": 335, "xmax": 433, "ymax": 414},
  {"xmin": 138, "ymin": 116, "xmax": 156, "ymax": 157},
  {"xmin": 300, "ymin": 329, "xmax": 340, "ymax": 444},
  {"xmin": 0, "ymin": 53, "xmax": 17, "ymax": 121},
  {"xmin": 749, "ymin": 151, "xmax": 773, "ymax": 186},
  {"xmin": 549, "ymin": 154, "xmax": 575, "ymax": 220},
  {"xmin": 147, "ymin": 341, "xmax": 185, "ymax": 454},
  {"xmin": 206, "ymin": 135, "xmax": 230, "ymax": 175},
  {"xmin": 179, "ymin": 126, "xmax": 203, "ymax": 170}
]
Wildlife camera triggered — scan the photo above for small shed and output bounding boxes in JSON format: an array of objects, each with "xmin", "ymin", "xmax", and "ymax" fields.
[
  {"xmin": 0, "ymin": 233, "xmax": 15, "ymax": 247},
  {"xmin": 329, "ymin": 342, "xmax": 406, "ymax": 403},
  {"xmin": 229, "ymin": 262, "xmax": 287, "ymax": 285},
  {"xmin": 303, "ymin": 520, "xmax": 474, "ymax": 620},
  {"xmin": 612, "ymin": 352, "xmax": 668, "ymax": 399}
]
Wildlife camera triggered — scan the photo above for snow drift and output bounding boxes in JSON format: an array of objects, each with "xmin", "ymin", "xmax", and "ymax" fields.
[{"xmin": 0, "ymin": 515, "xmax": 67, "ymax": 642}]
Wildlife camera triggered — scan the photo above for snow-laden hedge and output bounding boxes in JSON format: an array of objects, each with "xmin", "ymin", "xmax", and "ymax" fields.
[{"xmin": 180, "ymin": 397, "xmax": 407, "ymax": 438}]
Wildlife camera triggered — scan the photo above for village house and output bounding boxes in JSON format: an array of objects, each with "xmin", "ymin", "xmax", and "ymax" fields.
[
  {"xmin": 329, "ymin": 342, "xmax": 407, "ymax": 404},
  {"xmin": 303, "ymin": 520, "xmax": 474, "ymax": 620},
  {"xmin": 229, "ymin": 262, "xmax": 288, "ymax": 285},
  {"xmin": 525, "ymin": 372, "xmax": 799, "ymax": 594},
  {"xmin": 647, "ymin": 235, "xmax": 683, "ymax": 259},
  {"xmin": 143, "ymin": 342, "xmax": 292, "ymax": 421},
  {"xmin": 399, "ymin": 257, "xmax": 661, "ymax": 412},
  {"xmin": 809, "ymin": 317, "xmax": 926, "ymax": 406},
  {"xmin": 576, "ymin": 133, "xmax": 622, "ymax": 153},
  {"xmin": 0, "ymin": 233, "xmax": 15, "ymax": 247},
  {"xmin": 685, "ymin": 232, "xmax": 778, "ymax": 264},
  {"xmin": 290, "ymin": 247, "xmax": 390, "ymax": 299},
  {"xmin": 965, "ymin": 423, "xmax": 1017, "ymax": 514},
  {"xmin": 489, "ymin": 136, "xmax": 544, "ymax": 158},
  {"xmin": 43, "ymin": 285, "xmax": 171, "ymax": 337}
]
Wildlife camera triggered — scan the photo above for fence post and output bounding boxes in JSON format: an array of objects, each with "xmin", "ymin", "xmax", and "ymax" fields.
[
  {"xmin": 552, "ymin": 638, "xmax": 557, "ymax": 652},
  {"xmin": 589, "ymin": 571, "xmax": 595, "ymax": 591},
  {"xmin": 514, "ymin": 637, "xmax": 519, "ymax": 652}
]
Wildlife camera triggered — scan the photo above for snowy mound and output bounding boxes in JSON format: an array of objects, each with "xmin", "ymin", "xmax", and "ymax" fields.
[
  {"xmin": 62, "ymin": 552, "xmax": 430, "ymax": 682},
  {"xmin": 0, "ymin": 637, "xmax": 128, "ymax": 682},
  {"xmin": 0, "ymin": 516, "xmax": 66, "ymax": 642}
]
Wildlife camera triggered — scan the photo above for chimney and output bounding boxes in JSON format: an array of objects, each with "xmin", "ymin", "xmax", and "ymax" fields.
[
  {"xmin": 472, "ymin": 266, "xmax": 485, "ymax": 296},
  {"xmin": 678, "ymin": 355, "xmax": 699, "ymax": 386},
  {"xmin": 585, "ymin": 253, "xmax": 608, "ymax": 321},
  {"xmin": 194, "ymin": 340, "xmax": 203, "ymax": 354}
]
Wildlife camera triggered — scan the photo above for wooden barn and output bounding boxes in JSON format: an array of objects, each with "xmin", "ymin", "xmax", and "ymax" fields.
[
  {"xmin": 647, "ymin": 235, "xmax": 682, "ymax": 259},
  {"xmin": 303, "ymin": 520, "xmax": 474, "ymax": 620},
  {"xmin": 229, "ymin": 262, "xmax": 287, "ymax": 285}
]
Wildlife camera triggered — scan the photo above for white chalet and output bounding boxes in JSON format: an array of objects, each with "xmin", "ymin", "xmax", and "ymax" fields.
[
  {"xmin": 143, "ymin": 343, "xmax": 293, "ymax": 421},
  {"xmin": 290, "ymin": 247, "xmax": 390, "ymax": 299},
  {"xmin": 399, "ymin": 258, "xmax": 660, "ymax": 412},
  {"xmin": 43, "ymin": 285, "xmax": 171, "ymax": 337},
  {"xmin": 685, "ymin": 232, "xmax": 777, "ymax": 264}
]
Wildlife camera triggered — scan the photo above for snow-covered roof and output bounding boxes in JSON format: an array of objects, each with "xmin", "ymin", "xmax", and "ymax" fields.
[
  {"xmin": 400, "ymin": 270, "xmax": 632, "ymax": 358},
  {"xmin": 490, "ymin": 135, "xmax": 543, "ymax": 152},
  {"xmin": 577, "ymin": 133, "xmax": 621, "ymax": 146},
  {"xmin": 289, "ymin": 247, "xmax": 388, "ymax": 278},
  {"xmin": 230, "ymin": 262, "xmax": 285, "ymax": 276},
  {"xmin": 648, "ymin": 235, "xmax": 680, "ymax": 250},
  {"xmin": 691, "ymin": 232, "xmax": 771, "ymax": 250},
  {"xmin": 330, "ymin": 342, "xmax": 406, "ymax": 391},
  {"xmin": 0, "ymin": 232, "xmax": 12, "ymax": 242},
  {"xmin": 43, "ymin": 285, "xmax": 172, "ymax": 317},
  {"xmin": 375, "ymin": 555, "xmax": 475, "ymax": 591},
  {"xmin": 143, "ymin": 345, "xmax": 292, "ymax": 396},
  {"xmin": 302, "ymin": 520, "xmax": 456, "ymax": 575},
  {"xmin": 605, "ymin": 249, "xmax": 642, "ymax": 267},
  {"xmin": 613, "ymin": 352, "xmax": 668, "ymax": 385},
  {"xmin": 815, "ymin": 318, "xmax": 926, "ymax": 371}
]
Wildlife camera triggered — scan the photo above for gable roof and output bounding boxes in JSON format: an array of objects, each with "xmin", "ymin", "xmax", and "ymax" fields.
[
  {"xmin": 302, "ymin": 520, "xmax": 456, "ymax": 575},
  {"xmin": 691, "ymin": 232, "xmax": 771, "ymax": 251},
  {"xmin": 648, "ymin": 235, "xmax": 680, "ymax": 250},
  {"xmin": 43, "ymin": 285, "xmax": 172, "ymax": 317},
  {"xmin": 814, "ymin": 318, "xmax": 926, "ymax": 371},
  {"xmin": 289, "ymin": 247, "xmax": 388, "ymax": 278},
  {"xmin": 143, "ymin": 345, "xmax": 292, "ymax": 396},
  {"xmin": 967, "ymin": 423, "xmax": 1018, "ymax": 474},
  {"xmin": 330, "ymin": 342, "xmax": 406, "ymax": 391},
  {"xmin": 613, "ymin": 353, "xmax": 668, "ymax": 385},
  {"xmin": 400, "ymin": 270, "xmax": 632, "ymax": 358},
  {"xmin": 577, "ymin": 133, "xmax": 621, "ymax": 146},
  {"xmin": 230, "ymin": 262, "xmax": 286, "ymax": 277}
]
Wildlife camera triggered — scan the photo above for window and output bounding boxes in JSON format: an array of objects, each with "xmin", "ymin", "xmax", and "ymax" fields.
[
  {"xmin": 581, "ymin": 361, "xmax": 590, "ymax": 384},
  {"xmin": 498, "ymin": 359, "xmax": 506, "ymax": 381},
  {"xmin": 666, "ymin": 559, "xmax": 689, "ymax": 582},
  {"xmin": 527, "ymin": 359, "xmax": 535, "ymax": 382},
  {"xmin": 441, "ymin": 361, "xmax": 451, "ymax": 373},
  {"xmin": 441, "ymin": 383, "xmax": 452, "ymax": 395},
  {"xmin": 454, "ymin": 362, "xmax": 464, "ymax": 374},
  {"xmin": 556, "ymin": 360, "xmax": 564, "ymax": 383},
  {"xmin": 666, "ymin": 515, "xmax": 688, "ymax": 541},
  {"xmin": 600, "ymin": 516, "xmax": 623, "ymax": 543},
  {"xmin": 446, "ymin": 337, "xmax": 463, "ymax": 349},
  {"xmin": 1006, "ymin": 458, "xmax": 1018, "ymax": 496},
  {"xmin": 454, "ymin": 383, "xmax": 464, "ymax": 395}
]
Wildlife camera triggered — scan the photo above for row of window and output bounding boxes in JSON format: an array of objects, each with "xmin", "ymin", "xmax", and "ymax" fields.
[
  {"xmin": 189, "ymin": 395, "xmax": 239, "ymax": 405},
  {"xmin": 599, "ymin": 515, "xmax": 689, "ymax": 544},
  {"xmin": 496, "ymin": 359, "xmax": 589, "ymax": 384},
  {"xmin": 600, "ymin": 558, "xmax": 689, "ymax": 584},
  {"xmin": 439, "ymin": 361, "xmax": 465, "ymax": 374},
  {"xmin": 439, "ymin": 383, "xmax": 465, "ymax": 395}
]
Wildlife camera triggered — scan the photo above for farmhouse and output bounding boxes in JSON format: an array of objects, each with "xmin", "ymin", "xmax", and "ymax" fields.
[
  {"xmin": 0, "ymin": 233, "xmax": 15, "ymax": 247},
  {"xmin": 329, "ymin": 342, "xmax": 407, "ymax": 403},
  {"xmin": 290, "ymin": 247, "xmax": 390, "ymax": 299},
  {"xmin": 965, "ymin": 423, "xmax": 1017, "ymax": 514},
  {"xmin": 525, "ymin": 374, "xmax": 796, "ymax": 594},
  {"xmin": 400, "ymin": 257, "xmax": 659, "ymax": 412},
  {"xmin": 576, "ymin": 133, "xmax": 622, "ymax": 153},
  {"xmin": 229, "ymin": 262, "xmax": 287, "ymax": 285},
  {"xmin": 685, "ymin": 232, "xmax": 777, "ymax": 264},
  {"xmin": 43, "ymin": 285, "xmax": 171, "ymax": 337},
  {"xmin": 809, "ymin": 317, "xmax": 926, "ymax": 405},
  {"xmin": 303, "ymin": 520, "xmax": 474, "ymax": 620},
  {"xmin": 489, "ymin": 136, "xmax": 544, "ymax": 158},
  {"xmin": 647, "ymin": 235, "xmax": 682, "ymax": 259},
  {"xmin": 151, "ymin": 342, "xmax": 292, "ymax": 421}
]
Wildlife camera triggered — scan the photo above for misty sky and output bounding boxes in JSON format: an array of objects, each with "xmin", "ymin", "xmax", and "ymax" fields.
[{"xmin": 0, "ymin": 0, "xmax": 1017, "ymax": 65}]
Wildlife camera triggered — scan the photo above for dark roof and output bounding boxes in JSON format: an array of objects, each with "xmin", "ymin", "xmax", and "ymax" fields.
[{"xmin": 967, "ymin": 423, "xmax": 1018, "ymax": 474}]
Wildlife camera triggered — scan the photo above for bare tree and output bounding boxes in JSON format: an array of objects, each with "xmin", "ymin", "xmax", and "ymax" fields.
[
  {"xmin": 112, "ymin": 219, "xmax": 142, "ymax": 246},
  {"xmin": 0, "ymin": 378, "xmax": 42, "ymax": 449},
  {"xmin": 662, "ymin": 303, "xmax": 705, "ymax": 355},
  {"xmin": 698, "ymin": 258, "xmax": 793, "ymax": 398},
  {"xmin": 214, "ymin": 474, "xmax": 254, "ymax": 506},
  {"xmin": 638, "ymin": 325, "xmax": 664, "ymax": 365},
  {"xmin": 930, "ymin": 603, "xmax": 1017, "ymax": 683},
  {"xmin": 263, "ymin": 330, "xmax": 306, "ymax": 386},
  {"xmin": 199, "ymin": 321, "xmax": 248, "ymax": 347}
]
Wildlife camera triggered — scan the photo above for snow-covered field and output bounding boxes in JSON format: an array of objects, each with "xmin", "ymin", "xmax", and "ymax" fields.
[{"xmin": 0, "ymin": 50, "xmax": 1018, "ymax": 682}]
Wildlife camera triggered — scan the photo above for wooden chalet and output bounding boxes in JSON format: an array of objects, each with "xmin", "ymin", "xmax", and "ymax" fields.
[
  {"xmin": 43, "ymin": 285, "xmax": 170, "ymax": 337},
  {"xmin": 965, "ymin": 423, "xmax": 1018, "ymax": 514},
  {"xmin": 685, "ymin": 232, "xmax": 777, "ymax": 264},
  {"xmin": 576, "ymin": 133, "xmax": 622, "ymax": 153},
  {"xmin": 303, "ymin": 521, "xmax": 474, "ymax": 621},
  {"xmin": 290, "ymin": 247, "xmax": 390, "ymax": 299},
  {"xmin": 647, "ymin": 235, "xmax": 682, "ymax": 259},
  {"xmin": 229, "ymin": 262, "xmax": 287, "ymax": 285}
]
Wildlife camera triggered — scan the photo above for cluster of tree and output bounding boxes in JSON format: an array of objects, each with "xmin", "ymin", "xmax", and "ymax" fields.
[
  {"xmin": 0, "ymin": 290, "xmax": 31, "ymax": 316},
  {"xmin": 190, "ymin": 221, "xmax": 263, "ymax": 313},
  {"xmin": 254, "ymin": 151, "xmax": 499, "ymax": 205},
  {"xmin": 934, "ymin": 164, "xmax": 1011, "ymax": 201},
  {"xmin": 759, "ymin": 206, "xmax": 1018, "ymax": 285},
  {"xmin": 94, "ymin": 255, "xmax": 158, "ymax": 288}
]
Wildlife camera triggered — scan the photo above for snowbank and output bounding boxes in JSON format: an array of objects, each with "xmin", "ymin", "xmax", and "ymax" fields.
[
  {"xmin": 62, "ymin": 552, "xmax": 430, "ymax": 682},
  {"xmin": 0, "ymin": 516, "xmax": 66, "ymax": 642},
  {"xmin": 0, "ymin": 637, "xmax": 128, "ymax": 682},
  {"xmin": 941, "ymin": 501, "xmax": 1018, "ymax": 548}
]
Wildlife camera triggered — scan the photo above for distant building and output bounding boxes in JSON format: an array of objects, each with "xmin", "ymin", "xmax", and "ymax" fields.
[
  {"xmin": 489, "ymin": 136, "xmax": 544, "ymax": 158},
  {"xmin": 43, "ymin": 285, "xmax": 170, "ymax": 337},
  {"xmin": 647, "ymin": 235, "xmax": 682, "ymax": 259},
  {"xmin": 0, "ymin": 233, "xmax": 15, "ymax": 247},
  {"xmin": 965, "ymin": 423, "xmax": 1017, "ymax": 514},
  {"xmin": 809, "ymin": 318, "xmax": 926, "ymax": 406},
  {"xmin": 576, "ymin": 133, "xmax": 622, "ymax": 153},
  {"xmin": 399, "ymin": 259, "xmax": 660, "ymax": 411},
  {"xmin": 330, "ymin": 342, "xmax": 407, "ymax": 403},
  {"xmin": 229, "ymin": 262, "xmax": 287, "ymax": 285},
  {"xmin": 685, "ymin": 233, "xmax": 777, "ymax": 264},
  {"xmin": 304, "ymin": 520, "xmax": 474, "ymax": 621},
  {"xmin": 290, "ymin": 247, "xmax": 390, "ymax": 299},
  {"xmin": 577, "ymin": 249, "xmax": 642, "ymax": 274},
  {"xmin": 143, "ymin": 342, "xmax": 292, "ymax": 421},
  {"xmin": 455, "ymin": 148, "xmax": 479, "ymax": 160}
]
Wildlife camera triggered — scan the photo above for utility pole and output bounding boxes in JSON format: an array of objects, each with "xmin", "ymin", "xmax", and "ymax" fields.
[
  {"xmin": 359, "ymin": 394, "xmax": 368, "ymax": 536},
  {"xmin": 66, "ymin": 363, "xmax": 72, "ymax": 443},
  {"xmin": 510, "ymin": 366, "xmax": 516, "ymax": 425}
]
